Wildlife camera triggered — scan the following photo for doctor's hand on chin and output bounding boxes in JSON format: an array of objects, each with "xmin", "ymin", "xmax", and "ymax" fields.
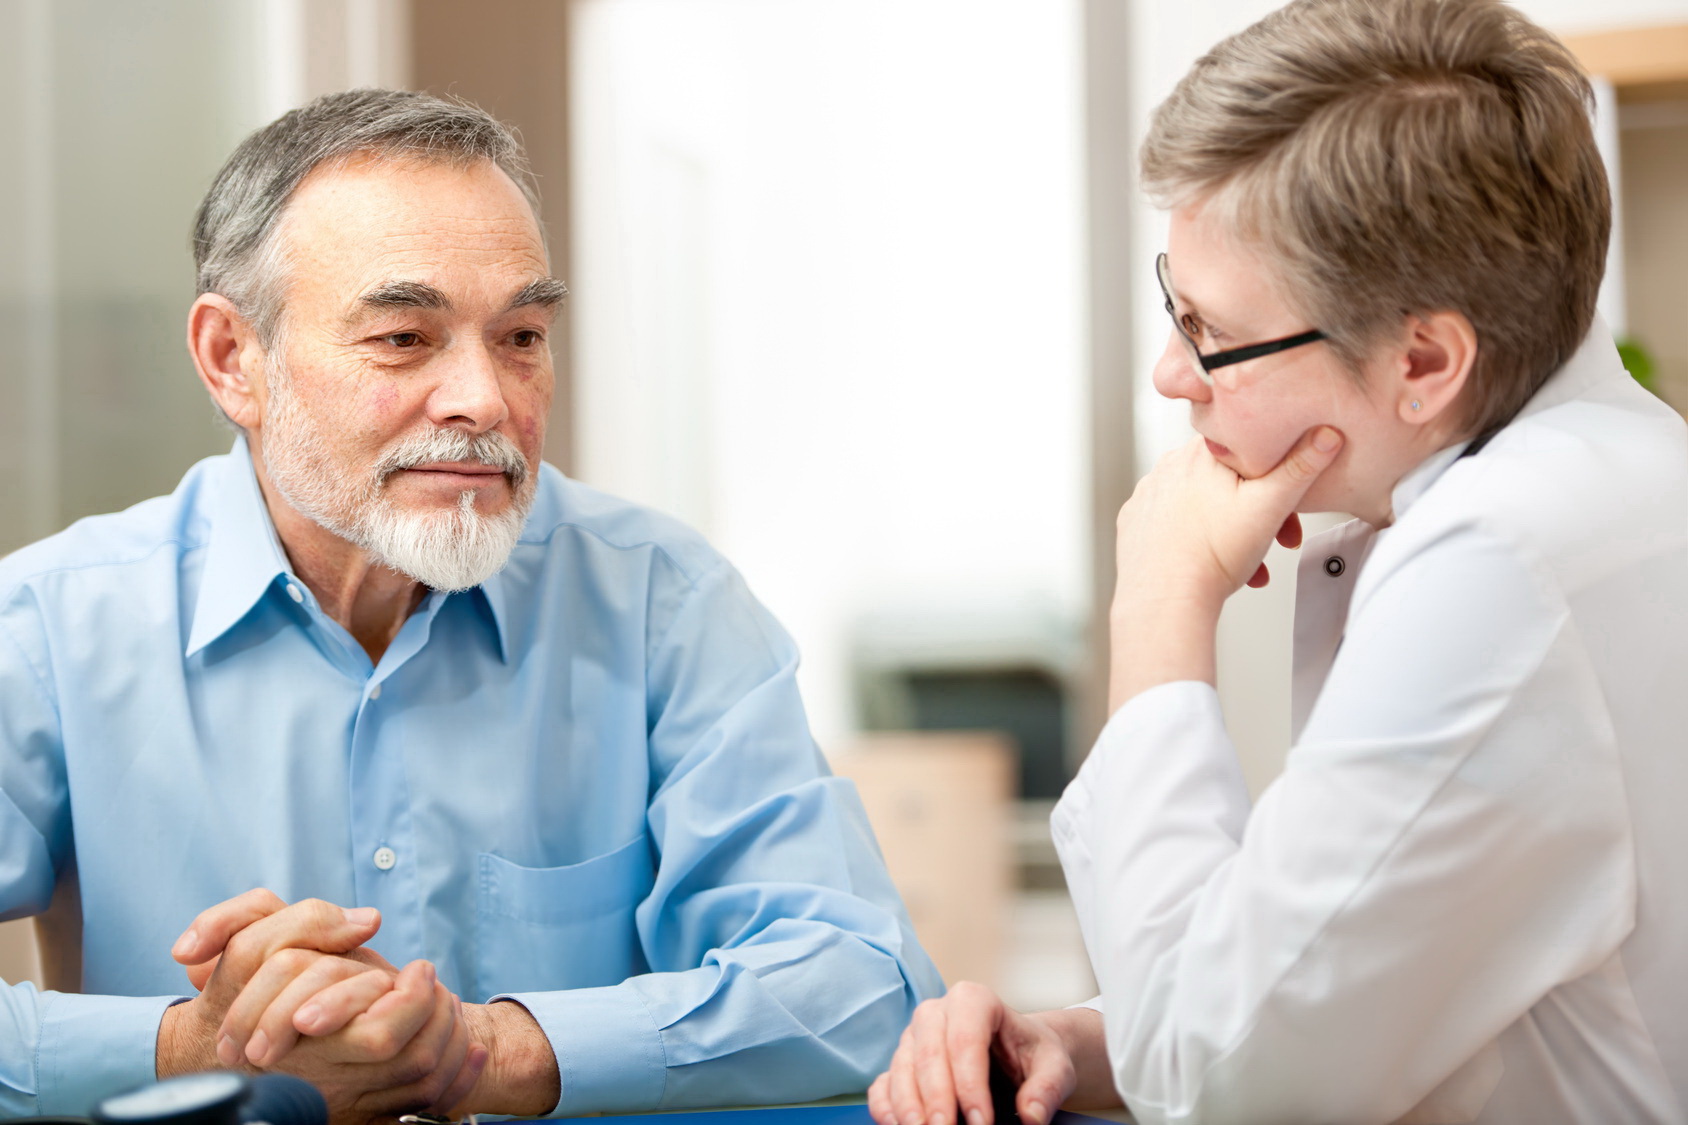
[
  {"xmin": 1108, "ymin": 425, "xmax": 1343, "ymax": 711},
  {"xmin": 866, "ymin": 427, "xmax": 1346, "ymax": 1125}
]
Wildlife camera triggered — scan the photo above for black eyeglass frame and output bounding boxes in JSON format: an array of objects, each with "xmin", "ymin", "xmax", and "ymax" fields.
[{"xmin": 1156, "ymin": 253, "xmax": 1327, "ymax": 377}]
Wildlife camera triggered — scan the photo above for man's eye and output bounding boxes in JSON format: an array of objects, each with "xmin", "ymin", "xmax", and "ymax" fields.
[
  {"xmin": 511, "ymin": 329, "xmax": 545, "ymax": 348},
  {"xmin": 382, "ymin": 332, "xmax": 424, "ymax": 348}
]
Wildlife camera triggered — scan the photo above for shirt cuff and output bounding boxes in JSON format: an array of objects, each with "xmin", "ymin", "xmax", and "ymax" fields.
[
  {"xmin": 35, "ymin": 991, "xmax": 183, "ymax": 1115},
  {"xmin": 497, "ymin": 983, "xmax": 666, "ymax": 1116}
]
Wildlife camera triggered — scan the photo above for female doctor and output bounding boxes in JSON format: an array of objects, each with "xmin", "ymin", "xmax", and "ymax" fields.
[{"xmin": 868, "ymin": 0, "xmax": 1688, "ymax": 1122}]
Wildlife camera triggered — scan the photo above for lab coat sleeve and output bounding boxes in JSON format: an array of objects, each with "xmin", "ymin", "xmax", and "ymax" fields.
[
  {"xmin": 0, "ymin": 608, "xmax": 179, "ymax": 1115},
  {"xmin": 1051, "ymin": 529, "xmax": 1634, "ymax": 1125},
  {"xmin": 505, "ymin": 560, "xmax": 943, "ymax": 1115}
]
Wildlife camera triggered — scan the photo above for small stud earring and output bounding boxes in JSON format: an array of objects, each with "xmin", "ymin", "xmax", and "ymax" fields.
[{"xmin": 1410, "ymin": 399, "xmax": 1422, "ymax": 412}]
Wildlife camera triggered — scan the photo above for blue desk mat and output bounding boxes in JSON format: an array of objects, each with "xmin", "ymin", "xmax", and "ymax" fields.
[{"xmin": 547, "ymin": 1105, "xmax": 1120, "ymax": 1125}]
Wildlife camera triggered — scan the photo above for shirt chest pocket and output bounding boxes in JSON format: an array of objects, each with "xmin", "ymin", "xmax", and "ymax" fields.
[{"xmin": 474, "ymin": 834, "xmax": 655, "ymax": 1001}]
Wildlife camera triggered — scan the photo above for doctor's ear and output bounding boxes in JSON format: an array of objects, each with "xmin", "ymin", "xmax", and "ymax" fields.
[
  {"xmin": 1390, "ymin": 310, "xmax": 1477, "ymax": 428},
  {"xmin": 187, "ymin": 294, "xmax": 269, "ymax": 430}
]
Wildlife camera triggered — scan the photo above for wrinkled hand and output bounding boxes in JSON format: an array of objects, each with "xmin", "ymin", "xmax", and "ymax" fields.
[
  {"xmin": 868, "ymin": 983, "xmax": 1083, "ymax": 1125},
  {"xmin": 1114, "ymin": 426, "xmax": 1343, "ymax": 607},
  {"xmin": 161, "ymin": 889, "xmax": 487, "ymax": 1122}
]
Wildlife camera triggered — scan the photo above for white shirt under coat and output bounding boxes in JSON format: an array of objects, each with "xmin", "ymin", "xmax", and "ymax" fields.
[{"xmin": 1053, "ymin": 320, "xmax": 1688, "ymax": 1125}]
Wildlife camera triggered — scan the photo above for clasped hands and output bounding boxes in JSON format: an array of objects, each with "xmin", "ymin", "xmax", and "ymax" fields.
[{"xmin": 156, "ymin": 888, "xmax": 552, "ymax": 1123}]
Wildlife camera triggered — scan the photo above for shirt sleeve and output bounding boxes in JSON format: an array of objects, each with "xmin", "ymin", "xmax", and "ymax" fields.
[
  {"xmin": 1051, "ymin": 530, "xmax": 1635, "ymax": 1125},
  {"xmin": 0, "ymin": 610, "xmax": 180, "ymax": 1114},
  {"xmin": 503, "ymin": 560, "xmax": 944, "ymax": 1115}
]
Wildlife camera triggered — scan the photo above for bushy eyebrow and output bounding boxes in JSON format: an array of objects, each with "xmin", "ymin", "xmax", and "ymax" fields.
[
  {"xmin": 355, "ymin": 280, "xmax": 451, "ymax": 314},
  {"xmin": 344, "ymin": 276, "xmax": 568, "ymax": 325},
  {"xmin": 504, "ymin": 277, "xmax": 569, "ymax": 314}
]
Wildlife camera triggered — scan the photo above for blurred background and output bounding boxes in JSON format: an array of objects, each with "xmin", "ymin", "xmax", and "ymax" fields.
[{"xmin": 1, "ymin": 0, "xmax": 1684, "ymax": 1011}]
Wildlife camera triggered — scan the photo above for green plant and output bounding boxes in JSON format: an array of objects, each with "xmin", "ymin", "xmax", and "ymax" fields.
[{"xmin": 1616, "ymin": 335, "xmax": 1659, "ymax": 395}]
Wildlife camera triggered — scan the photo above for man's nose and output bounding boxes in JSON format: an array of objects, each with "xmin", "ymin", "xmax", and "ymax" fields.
[
  {"xmin": 1151, "ymin": 332, "xmax": 1212, "ymax": 403},
  {"xmin": 427, "ymin": 339, "xmax": 511, "ymax": 433}
]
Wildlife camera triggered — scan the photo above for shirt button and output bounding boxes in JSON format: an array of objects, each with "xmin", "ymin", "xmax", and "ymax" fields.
[
  {"xmin": 286, "ymin": 583, "xmax": 304, "ymax": 603},
  {"xmin": 368, "ymin": 683, "xmax": 382, "ymax": 701},
  {"xmin": 373, "ymin": 846, "xmax": 397, "ymax": 871},
  {"xmin": 1324, "ymin": 556, "xmax": 1346, "ymax": 577}
]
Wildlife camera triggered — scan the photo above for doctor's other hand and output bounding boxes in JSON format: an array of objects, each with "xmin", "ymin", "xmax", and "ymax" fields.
[{"xmin": 867, "ymin": 982, "xmax": 1116, "ymax": 1125}]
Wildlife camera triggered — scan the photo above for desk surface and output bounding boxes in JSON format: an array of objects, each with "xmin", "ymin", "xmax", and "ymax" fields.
[{"xmin": 552, "ymin": 1101, "xmax": 1129, "ymax": 1125}]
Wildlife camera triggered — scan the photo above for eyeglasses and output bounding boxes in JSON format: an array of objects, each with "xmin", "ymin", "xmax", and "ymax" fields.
[{"xmin": 1156, "ymin": 253, "xmax": 1326, "ymax": 385}]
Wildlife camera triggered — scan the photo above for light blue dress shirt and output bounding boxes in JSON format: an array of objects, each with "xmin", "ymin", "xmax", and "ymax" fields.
[{"xmin": 0, "ymin": 439, "xmax": 941, "ymax": 1115}]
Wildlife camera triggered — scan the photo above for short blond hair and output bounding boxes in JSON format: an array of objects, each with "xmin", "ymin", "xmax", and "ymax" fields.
[{"xmin": 1143, "ymin": 0, "xmax": 1610, "ymax": 436}]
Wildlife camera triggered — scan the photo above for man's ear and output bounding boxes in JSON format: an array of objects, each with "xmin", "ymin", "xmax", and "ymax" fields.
[
  {"xmin": 187, "ymin": 294, "xmax": 268, "ymax": 430},
  {"xmin": 1395, "ymin": 310, "xmax": 1477, "ymax": 428}
]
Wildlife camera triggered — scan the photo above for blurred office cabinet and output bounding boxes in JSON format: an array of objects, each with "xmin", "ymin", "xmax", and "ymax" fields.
[
  {"xmin": 831, "ymin": 732, "xmax": 1015, "ymax": 989},
  {"xmin": 853, "ymin": 605, "xmax": 1085, "ymax": 802}
]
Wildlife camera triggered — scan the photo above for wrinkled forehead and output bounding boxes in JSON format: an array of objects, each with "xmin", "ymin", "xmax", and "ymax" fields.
[{"xmin": 270, "ymin": 154, "xmax": 551, "ymax": 318}]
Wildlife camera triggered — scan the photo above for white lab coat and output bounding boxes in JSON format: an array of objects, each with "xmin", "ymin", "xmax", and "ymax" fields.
[{"xmin": 1053, "ymin": 320, "xmax": 1688, "ymax": 1125}]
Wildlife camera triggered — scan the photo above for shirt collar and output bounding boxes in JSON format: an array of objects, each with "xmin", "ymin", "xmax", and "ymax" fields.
[
  {"xmin": 1388, "ymin": 314, "xmax": 1623, "ymax": 523},
  {"xmin": 185, "ymin": 436, "xmax": 297, "ymax": 657},
  {"xmin": 185, "ymin": 437, "xmax": 513, "ymax": 662},
  {"xmin": 475, "ymin": 572, "xmax": 512, "ymax": 663}
]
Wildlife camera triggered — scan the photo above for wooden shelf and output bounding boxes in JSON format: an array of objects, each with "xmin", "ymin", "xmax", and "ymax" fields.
[{"xmin": 1563, "ymin": 24, "xmax": 1688, "ymax": 99}]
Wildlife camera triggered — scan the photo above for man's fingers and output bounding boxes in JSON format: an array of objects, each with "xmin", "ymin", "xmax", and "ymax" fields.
[
  {"xmin": 242, "ymin": 958, "xmax": 398, "ymax": 1067},
  {"xmin": 435, "ymin": 1036, "xmax": 490, "ymax": 1117},
  {"xmin": 336, "ymin": 960, "xmax": 438, "ymax": 1063},
  {"xmin": 217, "ymin": 947, "xmax": 362, "ymax": 1066},
  {"xmin": 339, "ymin": 944, "xmax": 401, "ymax": 975},
  {"xmin": 344, "ymin": 980, "xmax": 462, "ymax": 1116},
  {"xmin": 185, "ymin": 952, "xmax": 221, "ymax": 993},
  {"xmin": 421, "ymin": 996, "xmax": 477, "ymax": 1113},
  {"xmin": 293, "ymin": 967, "xmax": 397, "ymax": 1038},
  {"xmin": 173, "ymin": 888, "xmax": 286, "ymax": 965},
  {"xmin": 216, "ymin": 898, "xmax": 382, "ymax": 988}
]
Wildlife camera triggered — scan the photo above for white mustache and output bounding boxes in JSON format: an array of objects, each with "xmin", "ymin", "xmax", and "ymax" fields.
[{"xmin": 373, "ymin": 429, "xmax": 530, "ymax": 488}]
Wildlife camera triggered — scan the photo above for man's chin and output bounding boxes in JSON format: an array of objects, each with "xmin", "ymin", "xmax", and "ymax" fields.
[{"xmin": 354, "ymin": 490, "xmax": 531, "ymax": 593}]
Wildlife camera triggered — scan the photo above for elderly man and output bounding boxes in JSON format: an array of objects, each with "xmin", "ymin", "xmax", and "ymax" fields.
[{"xmin": 0, "ymin": 89, "xmax": 939, "ymax": 1120}]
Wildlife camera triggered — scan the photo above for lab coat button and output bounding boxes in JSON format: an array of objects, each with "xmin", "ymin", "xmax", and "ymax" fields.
[
  {"xmin": 1324, "ymin": 555, "xmax": 1345, "ymax": 577},
  {"xmin": 368, "ymin": 683, "xmax": 382, "ymax": 701},
  {"xmin": 373, "ymin": 846, "xmax": 397, "ymax": 871}
]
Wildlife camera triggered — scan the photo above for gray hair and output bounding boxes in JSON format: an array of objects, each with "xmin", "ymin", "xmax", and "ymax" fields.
[{"xmin": 192, "ymin": 88, "xmax": 543, "ymax": 347}]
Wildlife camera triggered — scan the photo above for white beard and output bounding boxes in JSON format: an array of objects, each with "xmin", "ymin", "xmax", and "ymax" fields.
[{"xmin": 259, "ymin": 358, "xmax": 536, "ymax": 592}]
